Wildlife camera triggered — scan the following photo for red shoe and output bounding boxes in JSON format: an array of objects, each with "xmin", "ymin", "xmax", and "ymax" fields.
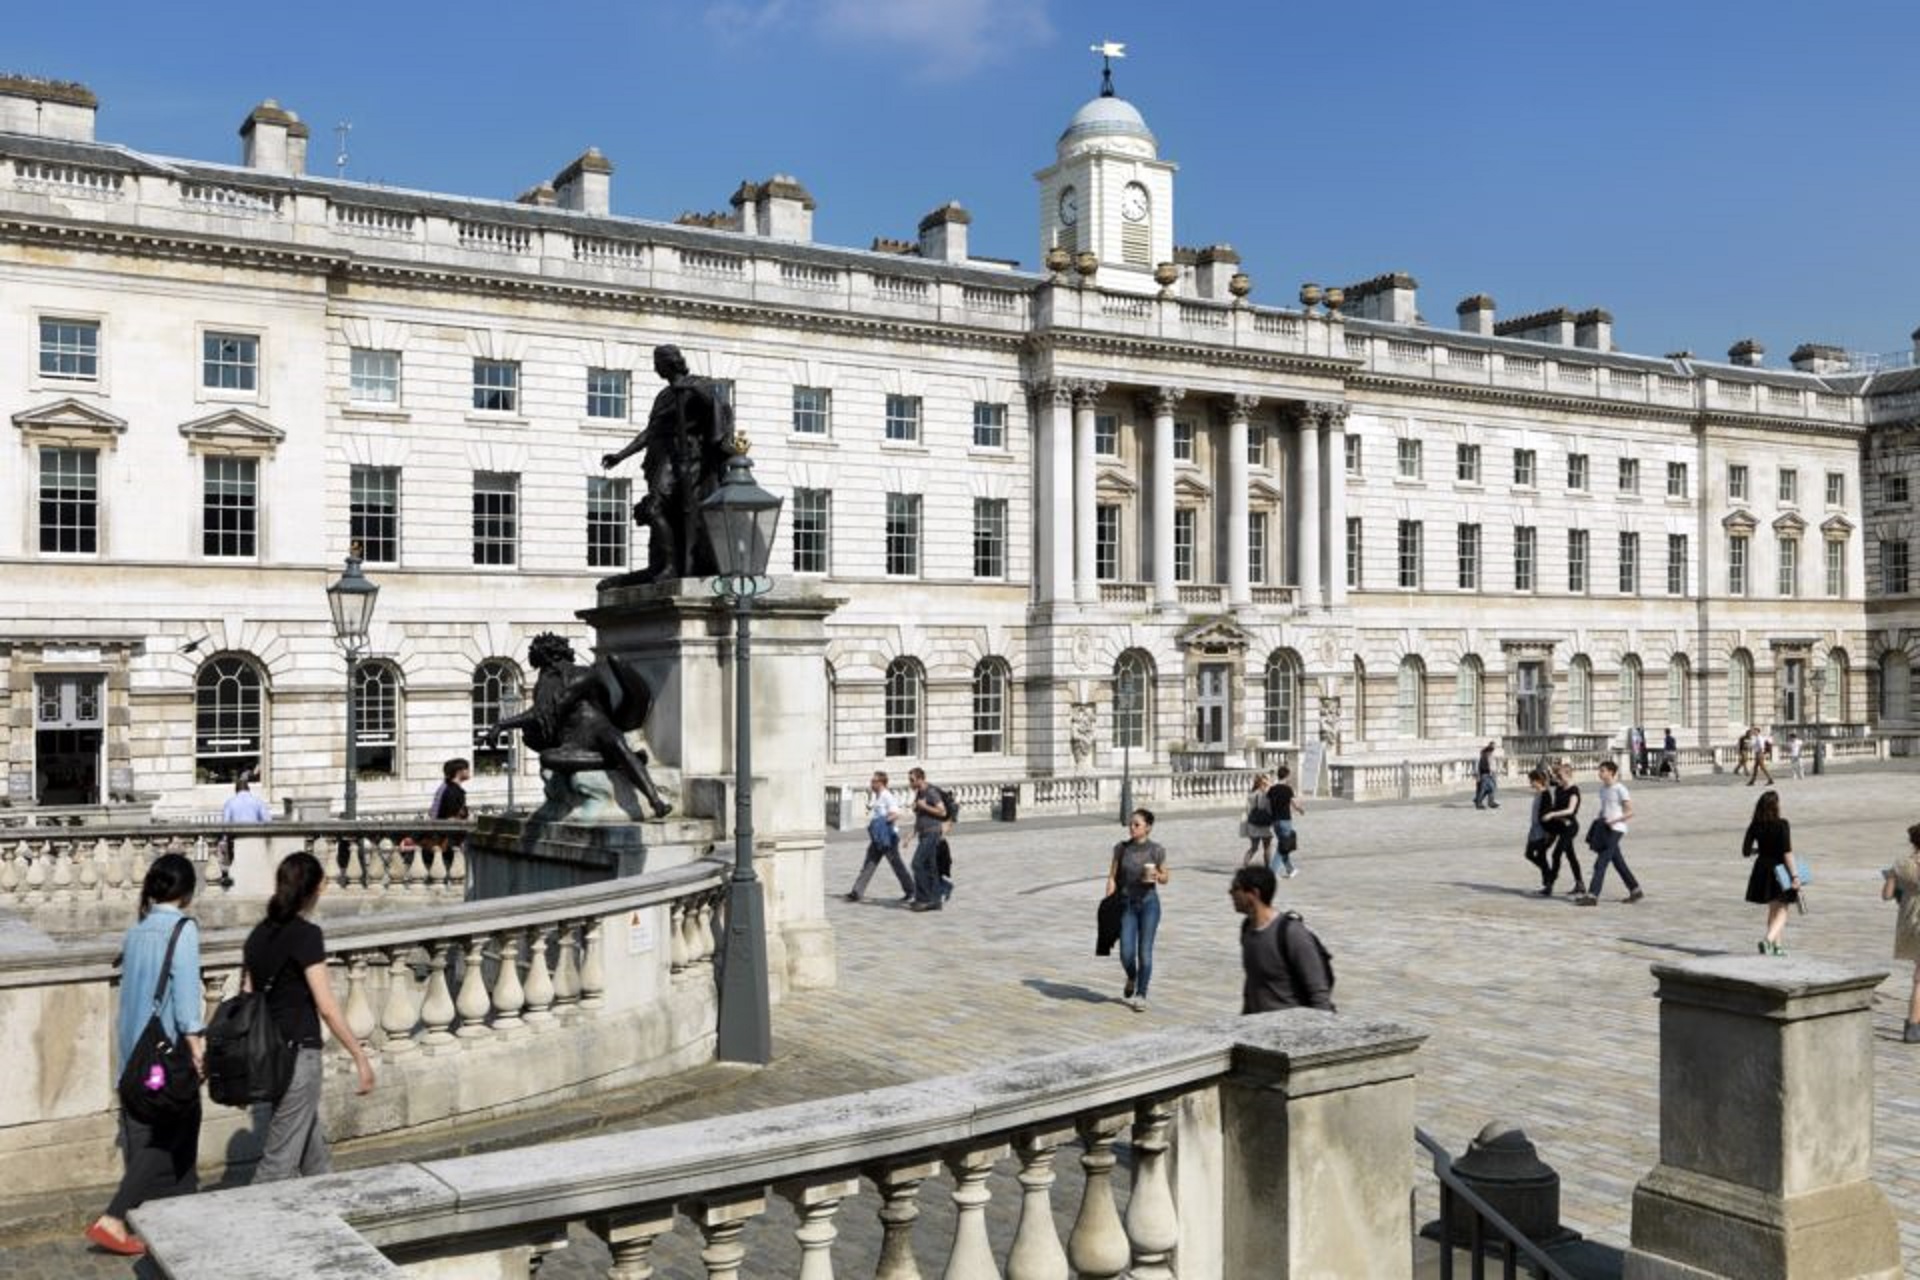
[{"xmin": 85, "ymin": 1220, "xmax": 147, "ymax": 1256}]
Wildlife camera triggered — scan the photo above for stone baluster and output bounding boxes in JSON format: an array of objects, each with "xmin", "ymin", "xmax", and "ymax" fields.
[
  {"xmin": 1007, "ymin": 1128, "xmax": 1073, "ymax": 1280},
  {"xmin": 1067, "ymin": 1112, "xmax": 1132, "ymax": 1280},
  {"xmin": 127, "ymin": 838, "xmax": 150, "ymax": 888},
  {"xmin": 945, "ymin": 1144, "xmax": 1009, "ymax": 1280},
  {"xmin": 670, "ymin": 901, "xmax": 690, "ymax": 975},
  {"xmin": 342, "ymin": 836, "xmax": 366, "ymax": 889},
  {"xmin": 691, "ymin": 1193, "xmax": 766, "ymax": 1280},
  {"xmin": 489, "ymin": 931, "xmax": 526, "ymax": 1036},
  {"xmin": 1124, "ymin": 1100, "xmax": 1178, "ymax": 1279},
  {"xmin": 522, "ymin": 926, "xmax": 556, "ymax": 1025},
  {"xmin": 868, "ymin": 1159, "xmax": 940, "ymax": 1280},
  {"xmin": 78, "ymin": 838, "xmax": 103, "ymax": 897},
  {"xmin": 455, "ymin": 935, "xmax": 493, "ymax": 1038},
  {"xmin": 22, "ymin": 843, "xmax": 48, "ymax": 904},
  {"xmin": 445, "ymin": 841, "xmax": 467, "ymax": 892},
  {"xmin": 419, "ymin": 839, "xmax": 443, "ymax": 890},
  {"xmin": 579, "ymin": 919, "xmax": 606, "ymax": 1009},
  {"xmin": 102, "ymin": 838, "xmax": 128, "ymax": 893},
  {"xmin": 779, "ymin": 1175, "xmax": 861, "ymax": 1280},
  {"xmin": 697, "ymin": 893, "xmax": 721, "ymax": 965},
  {"xmin": 418, "ymin": 942, "xmax": 458, "ymax": 1047},
  {"xmin": 402, "ymin": 837, "xmax": 427, "ymax": 892},
  {"xmin": 552, "ymin": 922, "xmax": 582, "ymax": 1016},
  {"xmin": 379, "ymin": 947, "xmax": 422, "ymax": 1055},
  {"xmin": 342, "ymin": 953, "xmax": 377, "ymax": 1050},
  {"xmin": 0, "ymin": 849, "xmax": 19, "ymax": 903},
  {"xmin": 589, "ymin": 1205, "xmax": 677, "ymax": 1280}
]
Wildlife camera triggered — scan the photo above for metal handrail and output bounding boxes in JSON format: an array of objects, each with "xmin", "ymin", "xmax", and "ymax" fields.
[{"xmin": 1414, "ymin": 1127, "xmax": 1576, "ymax": 1280}]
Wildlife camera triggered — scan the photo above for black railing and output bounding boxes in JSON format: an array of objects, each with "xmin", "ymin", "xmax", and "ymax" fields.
[{"xmin": 1414, "ymin": 1127, "xmax": 1575, "ymax": 1280}]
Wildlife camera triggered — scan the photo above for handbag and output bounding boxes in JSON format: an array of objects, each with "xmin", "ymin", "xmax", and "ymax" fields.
[
  {"xmin": 1775, "ymin": 858, "xmax": 1810, "ymax": 892},
  {"xmin": 117, "ymin": 917, "xmax": 202, "ymax": 1124}
]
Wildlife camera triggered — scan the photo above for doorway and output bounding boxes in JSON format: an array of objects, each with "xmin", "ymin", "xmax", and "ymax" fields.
[
  {"xmin": 35, "ymin": 674, "xmax": 104, "ymax": 805},
  {"xmin": 1193, "ymin": 663, "xmax": 1230, "ymax": 750}
]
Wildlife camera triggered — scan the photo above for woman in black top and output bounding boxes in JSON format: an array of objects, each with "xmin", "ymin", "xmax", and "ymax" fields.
[
  {"xmin": 243, "ymin": 852, "xmax": 375, "ymax": 1181},
  {"xmin": 1540, "ymin": 762, "xmax": 1586, "ymax": 896},
  {"xmin": 1743, "ymin": 789, "xmax": 1802, "ymax": 955}
]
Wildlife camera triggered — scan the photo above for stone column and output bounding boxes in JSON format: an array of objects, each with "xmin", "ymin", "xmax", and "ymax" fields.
[
  {"xmin": 1226, "ymin": 394, "xmax": 1257, "ymax": 608},
  {"xmin": 1324, "ymin": 404, "xmax": 1349, "ymax": 609},
  {"xmin": 1296, "ymin": 405, "xmax": 1323, "ymax": 609},
  {"xmin": 1028, "ymin": 381, "xmax": 1075, "ymax": 605},
  {"xmin": 1073, "ymin": 381, "xmax": 1106, "ymax": 605},
  {"xmin": 1623, "ymin": 956, "xmax": 1901, "ymax": 1280},
  {"xmin": 1149, "ymin": 387, "xmax": 1183, "ymax": 611}
]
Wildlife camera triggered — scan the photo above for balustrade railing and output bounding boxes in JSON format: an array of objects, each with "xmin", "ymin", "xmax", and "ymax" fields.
[
  {"xmin": 1099, "ymin": 580, "xmax": 1150, "ymax": 604},
  {"xmin": 1176, "ymin": 583, "xmax": 1225, "ymax": 606},
  {"xmin": 0, "ymin": 830, "xmax": 222, "ymax": 907},
  {"xmin": 180, "ymin": 181, "xmax": 282, "ymax": 217},
  {"xmin": 456, "ymin": 219, "xmax": 532, "ymax": 254},
  {"xmin": 133, "ymin": 1012, "xmax": 1424, "ymax": 1279}
]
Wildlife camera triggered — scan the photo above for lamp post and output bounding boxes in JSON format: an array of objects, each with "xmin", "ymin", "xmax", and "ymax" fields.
[
  {"xmin": 1117, "ymin": 667, "xmax": 1137, "ymax": 825},
  {"xmin": 325, "ymin": 552, "xmax": 380, "ymax": 820},
  {"xmin": 700, "ymin": 437, "xmax": 784, "ymax": 1065},
  {"xmin": 1809, "ymin": 666, "xmax": 1827, "ymax": 777}
]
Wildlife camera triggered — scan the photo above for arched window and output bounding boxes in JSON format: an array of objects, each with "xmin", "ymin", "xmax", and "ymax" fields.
[
  {"xmin": 1352, "ymin": 657, "xmax": 1368, "ymax": 743},
  {"xmin": 972, "ymin": 658, "xmax": 1009, "ymax": 754},
  {"xmin": 1263, "ymin": 649, "xmax": 1302, "ymax": 744},
  {"xmin": 1667, "ymin": 654, "xmax": 1692, "ymax": 728},
  {"xmin": 353, "ymin": 660, "xmax": 402, "ymax": 777},
  {"xmin": 195, "ymin": 654, "xmax": 264, "ymax": 784},
  {"xmin": 1882, "ymin": 651, "xmax": 1912, "ymax": 723},
  {"xmin": 883, "ymin": 658, "xmax": 923, "ymax": 758},
  {"xmin": 1568, "ymin": 655, "xmax": 1593, "ymax": 732},
  {"xmin": 1113, "ymin": 650, "xmax": 1155, "ymax": 751},
  {"xmin": 1396, "ymin": 657, "xmax": 1426, "ymax": 738},
  {"xmin": 1619, "ymin": 655, "xmax": 1644, "ymax": 728},
  {"xmin": 1728, "ymin": 649, "xmax": 1753, "ymax": 727},
  {"xmin": 471, "ymin": 660, "xmax": 521, "ymax": 774},
  {"xmin": 1824, "ymin": 649, "xmax": 1848, "ymax": 722},
  {"xmin": 1455, "ymin": 656, "xmax": 1485, "ymax": 738}
]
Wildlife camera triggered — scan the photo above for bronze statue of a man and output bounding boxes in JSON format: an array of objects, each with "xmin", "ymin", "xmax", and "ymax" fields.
[
  {"xmin": 489, "ymin": 633, "xmax": 671, "ymax": 818},
  {"xmin": 599, "ymin": 344, "xmax": 732, "ymax": 585}
]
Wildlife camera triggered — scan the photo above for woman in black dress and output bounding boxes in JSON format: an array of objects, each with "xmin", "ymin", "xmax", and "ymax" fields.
[{"xmin": 1743, "ymin": 789, "xmax": 1802, "ymax": 955}]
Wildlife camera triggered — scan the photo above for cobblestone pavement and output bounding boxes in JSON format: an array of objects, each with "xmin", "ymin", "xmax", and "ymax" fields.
[{"xmin": 16, "ymin": 764, "xmax": 1920, "ymax": 1277}]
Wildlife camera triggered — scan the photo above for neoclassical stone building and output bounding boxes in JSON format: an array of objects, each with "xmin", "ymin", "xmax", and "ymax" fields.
[{"xmin": 0, "ymin": 71, "xmax": 1912, "ymax": 814}]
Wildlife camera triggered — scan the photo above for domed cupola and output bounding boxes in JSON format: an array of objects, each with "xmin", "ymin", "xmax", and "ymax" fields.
[{"xmin": 1057, "ymin": 92, "xmax": 1158, "ymax": 162}]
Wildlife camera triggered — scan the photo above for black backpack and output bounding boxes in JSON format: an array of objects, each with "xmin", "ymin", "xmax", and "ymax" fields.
[
  {"xmin": 936, "ymin": 786, "xmax": 960, "ymax": 824},
  {"xmin": 1279, "ymin": 912, "xmax": 1337, "ymax": 1011},
  {"xmin": 203, "ymin": 962, "xmax": 297, "ymax": 1108}
]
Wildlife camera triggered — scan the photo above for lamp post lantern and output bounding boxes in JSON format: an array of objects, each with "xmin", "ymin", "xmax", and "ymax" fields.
[
  {"xmin": 326, "ymin": 551, "xmax": 380, "ymax": 820},
  {"xmin": 700, "ymin": 437, "xmax": 784, "ymax": 1065}
]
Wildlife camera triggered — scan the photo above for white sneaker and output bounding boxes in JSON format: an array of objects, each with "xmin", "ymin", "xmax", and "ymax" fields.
[
  {"xmin": 1130, "ymin": 996, "xmax": 1148, "ymax": 1013},
  {"xmin": 1285, "ymin": 866, "xmax": 1298, "ymax": 878}
]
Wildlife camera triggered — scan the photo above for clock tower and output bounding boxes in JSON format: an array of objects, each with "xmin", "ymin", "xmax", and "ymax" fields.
[{"xmin": 1036, "ymin": 66, "xmax": 1176, "ymax": 293}]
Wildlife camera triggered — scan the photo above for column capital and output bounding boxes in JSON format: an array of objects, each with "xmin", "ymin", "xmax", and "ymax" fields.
[
  {"xmin": 1226, "ymin": 393, "xmax": 1261, "ymax": 423},
  {"xmin": 1070, "ymin": 379, "xmax": 1108, "ymax": 409},
  {"xmin": 1320, "ymin": 403, "xmax": 1350, "ymax": 430},
  {"xmin": 1141, "ymin": 386, "xmax": 1186, "ymax": 415},
  {"xmin": 1022, "ymin": 378, "xmax": 1075, "ymax": 408}
]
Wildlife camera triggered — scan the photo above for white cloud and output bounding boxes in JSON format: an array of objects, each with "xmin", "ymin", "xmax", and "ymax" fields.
[{"xmin": 707, "ymin": 0, "xmax": 1052, "ymax": 79}]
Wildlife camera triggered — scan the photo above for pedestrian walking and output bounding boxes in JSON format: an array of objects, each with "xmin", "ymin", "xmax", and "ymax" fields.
[
  {"xmin": 845, "ymin": 769, "xmax": 913, "ymax": 902},
  {"xmin": 1105, "ymin": 808, "xmax": 1169, "ymax": 1011},
  {"xmin": 1243, "ymin": 773, "xmax": 1275, "ymax": 866},
  {"xmin": 1735, "ymin": 728, "xmax": 1754, "ymax": 781},
  {"xmin": 222, "ymin": 770, "xmax": 271, "ymax": 824},
  {"xmin": 1742, "ymin": 789, "xmax": 1802, "ymax": 955},
  {"xmin": 1749, "ymin": 727, "xmax": 1774, "ymax": 786},
  {"xmin": 429, "ymin": 758, "xmax": 472, "ymax": 821},
  {"xmin": 1522, "ymin": 768, "xmax": 1556, "ymax": 895},
  {"xmin": 1575, "ymin": 760, "xmax": 1643, "ymax": 906},
  {"xmin": 242, "ymin": 852, "xmax": 376, "ymax": 1181},
  {"xmin": 1473, "ymin": 742, "xmax": 1500, "ymax": 810},
  {"xmin": 1787, "ymin": 732, "xmax": 1805, "ymax": 780},
  {"xmin": 1229, "ymin": 864, "xmax": 1335, "ymax": 1013},
  {"xmin": 903, "ymin": 768, "xmax": 949, "ymax": 913},
  {"xmin": 1661, "ymin": 727, "xmax": 1680, "ymax": 779},
  {"xmin": 1267, "ymin": 766, "xmax": 1304, "ymax": 878},
  {"xmin": 1541, "ymin": 761, "xmax": 1586, "ymax": 896},
  {"xmin": 87, "ymin": 854, "xmax": 205, "ymax": 1258},
  {"xmin": 1880, "ymin": 823, "xmax": 1920, "ymax": 1043}
]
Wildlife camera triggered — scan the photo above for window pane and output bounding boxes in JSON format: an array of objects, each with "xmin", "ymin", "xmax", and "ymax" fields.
[
  {"xmin": 350, "ymin": 348, "xmax": 400, "ymax": 403},
  {"xmin": 1456, "ymin": 523, "xmax": 1479, "ymax": 590},
  {"xmin": 473, "ymin": 359, "xmax": 519, "ymax": 412},
  {"xmin": 793, "ymin": 386, "xmax": 831, "ymax": 435},
  {"xmin": 1248, "ymin": 512, "xmax": 1267, "ymax": 585},
  {"xmin": 39, "ymin": 318, "xmax": 99, "ymax": 380},
  {"xmin": 1514, "ymin": 526, "xmax": 1535, "ymax": 591},
  {"xmin": 350, "ymin": 466, "xmax": 400, "ymax": 563},
  {"xmin": 471, "ymin": 661, "xmax": 521, "ymax": 773},
  {"xmin": 883, "ymin": 660, "xmax": 920, "ymax": 757},
  {"xmin": 885, "ymin": 394, "xmax": 921, "ymax": 442},
  {"xmin": 203, "ymin": 332, "xmax": 258, "ymax": 390},
  {"xmin": 972, "ymin": 661, "xmax": 1006, "ymax": 754},
  {"xmin": 586, "ymin": 476, "xmax": 630, "ymax": 568},
  {"xmin": 1094, "ymin": 413, "xmax": 1119, "ymax": 457},
  {"xmin": 1095, "ymin": 505, "xmax": 1120, "ymax": 581},
  {"xmin": 1513, "ymin": 449, "xmax": 1535, "ymax": 487},
  {"xmin": 1728, "ymin": 464, "xmax": 1748, "ymax": 500},
  {"xmin": 972, "ymin": 498, "xmax": 1007, "ymax": 578},
  {"xmin": 352, "ymin": 662, "xmax": 399, "ymax": 775},
  {"xmin": 1173, "ymin": 421, "xmax": 1195, "ymax": 461},
  {"xmin": 792, "ymin": 488, "xmax": 831, "ymax": 574},
  {"xmin": 1346, "ymin": 517, "xmax": 1362, "ymax": 589},
  {"xmin": 586, "ymin": 368, "xmax": 629, "ymax": 419},
  {"xmin": 38, "ymin": 447, "xmax": 98, "ymax": 554},
  {"xmin": 202, "ymin": 456, "xmax": 258, "ymax": 558},
  {"xmin": 1568, "ymin": 529, "xmax": 1589, "ymax": 593},
  {"xmin": 473, "ymin": 472, "xmax": 518, "ymax": 565},
  {"xmin": 1173, "ymin": 509, "xmax": 1195, "ymax": 581},
  {"xmin": 194, "ymin": 655, "xmax": 262, "ymax": 783},
  {"xmin": 972, "ymin": 402, "xmax": 1006, "ymax": 449},
  {"xmin": 885, "ymin": 493, "xmax": 920, "ymax": 576},
  {"xmin": 1397, "ymin": 520, "xmax": 1422, "ymax": 588}
]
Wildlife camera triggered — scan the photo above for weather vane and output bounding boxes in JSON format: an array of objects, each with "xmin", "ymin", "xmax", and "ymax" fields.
[{"xmin": 1090, "ymin": 39, "xmax": 1125, "ymax": 97}]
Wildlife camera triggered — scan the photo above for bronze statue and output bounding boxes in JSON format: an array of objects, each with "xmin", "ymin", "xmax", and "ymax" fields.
[
  {"xmin": 599, "ymin": 344, "xmax": 732, "ymax": 587},
  {"xmin": 489, "ymin": 632, "xmax": 671, "ymax": 818}
]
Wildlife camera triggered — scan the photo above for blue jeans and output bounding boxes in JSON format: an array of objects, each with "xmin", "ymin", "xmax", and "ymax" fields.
[
  {"xmin": 850, "ymin": 821, "xmax": 913, "ymax": 898},
  {"xmin": 1588, "ymin": 824, "xmax": 1639, "ymax": 897},
  {"xmin": 1118, "ymin": 890, "xmax": 1162, "ymax": 997},
  {"xmin": 910, "ymin": 829, "xmax": 944, "ymax": 907},
  {"xmin": 1270, "ymin": 820, "xmax": 1297, "ymax": 874},
  {"xmin": 1474, "ymin": 774, "xmax": 1497, "ymax": 807}
]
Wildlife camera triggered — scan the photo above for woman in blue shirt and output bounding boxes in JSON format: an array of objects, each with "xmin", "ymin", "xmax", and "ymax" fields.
[{"xmin": 87, "ymin": 854, "xmax": 204, "ymax": 1258}]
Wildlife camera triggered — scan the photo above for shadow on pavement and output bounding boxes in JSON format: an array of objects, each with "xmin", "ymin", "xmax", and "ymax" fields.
[
  {"xmin": 1022, "ymin": 978, "xmax": 1122, "ymax": 1006},
  {"xmin": 1617, "ymin": 937, "xmax": 1726, "ymax": 957}
]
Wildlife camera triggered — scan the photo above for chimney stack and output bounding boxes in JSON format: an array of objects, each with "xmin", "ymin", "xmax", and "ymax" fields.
[
  {"xmin": 1456, "ymin": 294, "xmax": 1496, "ymax": 336},
  {"xmin": 1789, "ymin": 343, "xmax": 1849, "ymax": 374},
  {"xmin": 745, "ymin": 174, "xmax": 814, "ymax": 241},
  {"xmin": 1342, "ymin": 271, "xmax": 1419, "ymax": 324},
  {"xmin": 553, "ymin": 148, "xmax": 612, "ymax": 217},
  {"xmin": 1573, "ymin": 308, "xmax": 1613, "ymax": 352},
  {"xmin": 917, "ymin": 202, "xmax": 971, "ymax": 263},
  {"xmin": 1193, "ymin": 245, "xmax": 1242, "ymax": 300},
  {"xmin": 0, "ymin": 74, "xmax": 97, "ymax": 141},
  {"xmin": 1495, "ymin": 307, "xmax": 1576, "ymax": 346},
  {"xmin": 1728, "ymin": 338, "xmax": 1765, "ymax": 367},
  {"xmin": 239, "ymin": 100, "xmax": 308, "ymax": 175}
]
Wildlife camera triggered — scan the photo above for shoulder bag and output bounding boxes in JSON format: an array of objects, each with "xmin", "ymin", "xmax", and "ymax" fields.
[{"xmin": 117, "ymin": 917, "xmax": 202, "ymax": 1124}]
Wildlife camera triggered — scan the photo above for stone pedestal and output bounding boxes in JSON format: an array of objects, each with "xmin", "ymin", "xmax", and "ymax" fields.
[
  {"xmin": 465, "ymin": 807, "xmax": 716, "ymax": 899},
  {"xmin": 1624, "ymin": 956, "xmax": 1901, "ymax": 1280},
  {"xmin": 583, "ymin": 579, "xmax": 842, "ymax": 996}
]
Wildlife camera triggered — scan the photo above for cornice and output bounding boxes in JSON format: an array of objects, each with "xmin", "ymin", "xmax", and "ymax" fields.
[{"xmin": 1027, "ymin": 328, "xmax": 1357, "ymax": 381}]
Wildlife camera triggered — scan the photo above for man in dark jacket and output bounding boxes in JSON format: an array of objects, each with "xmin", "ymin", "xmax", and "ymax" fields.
[{"xmin": 1230, "ymin": 865, "xmax": 1335, "ymax": 1013}]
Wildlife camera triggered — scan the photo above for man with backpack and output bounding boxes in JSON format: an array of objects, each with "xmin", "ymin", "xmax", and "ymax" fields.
[
  {"xmin": 904, "ymin": 768, "xmax": 949, "ymax": 913},
  {"xmin": 1229, "ymin": 864, "xmax": 1335, "ymax": 1013}
]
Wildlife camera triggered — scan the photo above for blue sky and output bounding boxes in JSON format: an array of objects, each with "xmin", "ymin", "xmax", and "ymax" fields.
[{"xmin": 10, "ymin": 0, "xmax": 1917, "ymax": 363}]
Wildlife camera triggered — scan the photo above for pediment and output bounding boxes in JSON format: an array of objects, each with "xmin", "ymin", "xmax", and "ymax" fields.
[
  {"xmin": 178, "ymin": 408, "xmax": 285, "ymax": 455},
  {"xmin": 1820, "ymin": 513, "xmax": 1855, "ymax": 536},
  {"xmin": 1177, "ymin": 616, "xmax": 1255, "ymax": 654},
  {"xmin": 1720, "ymin": 508, "xmax": 1758, "ymax": 533},
  {"xmin": 1174, "ymin": 473, "xmax": 1213, "ymax": 500},
  {"xmin": 1771, "ymin": 511, "xmax": 1806, "ymax": 535},
  {"xmin": 12, "ymin": 397, "xmax": 128, "ymax": 445},
  {"xmin": 1248, "ymin": 477, "xmax": 1285, "ymax": 504},
  {"xmin": 1094, "ymin": 466, "xmax": 1138, "ymax": 497}
]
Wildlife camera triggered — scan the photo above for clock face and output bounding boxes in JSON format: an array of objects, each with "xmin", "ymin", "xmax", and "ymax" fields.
[
  {"xmin": 1121, "ymin": 182, "xmax": 1149, "ymax": 222},
  {"xmin": 1058, "ymin": 185, "xmax": 1079, "ymax": 226}
]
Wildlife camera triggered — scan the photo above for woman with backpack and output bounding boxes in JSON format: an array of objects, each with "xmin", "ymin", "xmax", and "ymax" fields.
[
  {"xmin": 242, "ymin": 851, "xmax": 375, "ymax": 1181},
  {"xmin": 88, "ymin": 854, "xmax": 205, "ymax": 1258},
  {"xmin": 1243, "ymin": 773, "xmax": 1275, "ymax": 866}
]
